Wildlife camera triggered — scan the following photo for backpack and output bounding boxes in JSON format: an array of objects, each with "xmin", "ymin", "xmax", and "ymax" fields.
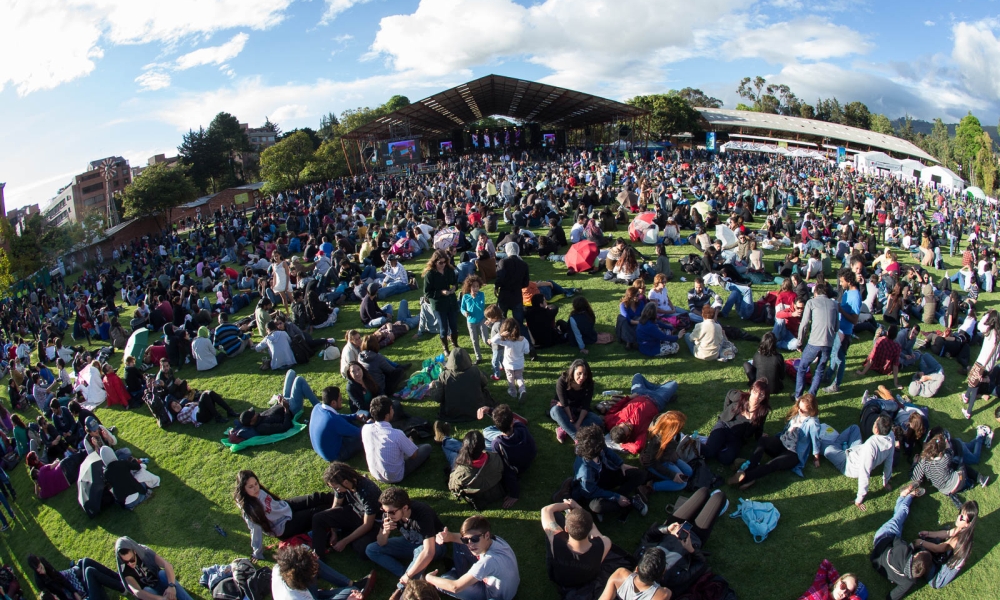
[
  {"xmin": 728, "ymin": 498, "xmax": 780, "ymax": 543},
  {"xmin": 859, "ymin": 402, "xmax": 893, "ymax": 442},
  {"xmin": 675, "ymin": 571, "xmax": 739, "ymax": 600},
  {"xmin": 144, "ymin": 387, "xmax": 173, "ymax": 429},
  {"xmin": 686, "ymin": 459, "xmax": 721, "ymax": 491},
  {"xmin": 231, "ymin": 558, "xmax": 271, "ymax": 600},
  {"xmin": 635, "ymin": 522, "xmax": 708, "ymax": 594},
  {"xmin": 211, "ymin": 578, "xmax": 242, "ymax": 600}
]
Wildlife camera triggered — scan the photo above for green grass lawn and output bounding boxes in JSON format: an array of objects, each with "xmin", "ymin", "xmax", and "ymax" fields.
[{"xmin": 3, "ymin": 217, "xmax": 999, "ymax": 600}]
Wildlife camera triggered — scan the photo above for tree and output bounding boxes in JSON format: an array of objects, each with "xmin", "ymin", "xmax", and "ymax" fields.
[
  {"xmin": 895, "ymin": 115, "xmax": 916, "ymax": 141},
  {"xmin": 179, "ymin": 126, "xmax": 229, "ymax": 193},
  {"xmin": 208, "ymin": 112, "xmax": 252, "ymax": 185},
  {"xmin": 306, "ymin": 139, "xmax": 348, "ymax": 181},
  {"xmin": 674, "ymin": 88, "xmax": 722, "ymax": 108},
  {"xmin": 975, "ymin": 131, "xmax": 998, "ymax": 194},
  {"xmin": 737, "ymin": 76, "xmax": 767, "ymax": 107},
  {"xmin": 814, "ymin": 97, "xmax": 843, "ymax": 123},
  {"xmin": 262, "ymin": 116, "xmax": 281, "ymax": 136},
  {"xmin": 842, "ymin": 101, "xmax": 872, "ymax": 130},
  {"xmin": 798, "ymin": 104, "xmax": 815, "ymax": 119},
  {"xmin": 869, "ymin": 113, "xmax": 894, "ymax": 135},
  {"xmin": 318, "ymin": 112, "xmax": 340, "ymax": 141},
  {"xmin": 260, "ymin": 131, "xmax": 315, "ymax": 191},
  {"xmin": 735, "ymin": 103, "xmax": 754, "ymax": 111},
  {"xmin": 383, "ymin": 95, "xmax": 410, "ymax": 112},
  {"xmin": 954, "ymin": 113, "xmax": 984, "ymax": 170},
  {"xmin": 926, "ymin": 118, "xmax": 953, "ymax": 169},
  {"xmin": 120, "ymin": 163, "xmax": 198, "ymax": 226},
  {"xmin": 0, "ymin": 248, "xmax": 14, "ymax": 300},
  {"xmin": 279, "ymin": 127, "xmax": 321, "ymax": 150},
  {"xmin": 626, "ymin": 94, "xmax": 702, "ymax": 138}
]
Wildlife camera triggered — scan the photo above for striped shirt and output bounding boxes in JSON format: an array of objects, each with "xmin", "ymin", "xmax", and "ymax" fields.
[
  {"xmin": 911, "ymin": 453, "xmax": 960, "ymax": 494},
  {"xmin": 361, "ymin": 421, "xmax": 418, "ymax": 483},
  {"xmin": 213, "ymin": 323, "xmax": 246, "ymax": 356}
]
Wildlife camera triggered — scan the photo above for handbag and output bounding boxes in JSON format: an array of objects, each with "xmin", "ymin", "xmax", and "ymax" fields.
[{"xmin": 967, "ymin": 363, "xmax": 985, "ymax": 388}]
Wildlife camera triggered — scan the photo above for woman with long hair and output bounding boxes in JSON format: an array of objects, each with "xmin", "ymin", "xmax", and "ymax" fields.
[
  {"xmin": 729, "ymin": 394, "xmax": 821, "ymax": 490},
  {"xmin": 422, "ymin": 249, "xmax": 460, "ymax": 354},
  {"xmin": 613, "ymin": 248, "xmax": 641, "ymax": 284},
  {"xmin": 345, "ymin": 361, "xmax": 380, "ymax": 415},
  {"xmin": 640, "ymin": 411, "xmax": 692, "ymax": 492},
  {"xmin": 551, "ymin": 359, "xmax": 602, "ymax": 443},
  {"xmin": 233, "ymin": 469, "xmax": 333, "ymax": 562},
  {"xmin": 914, "ymin": 500, "xmax": 978, "ymax": 588},
  {"xmin": 746, "ymin": 331, "xmax": 785, "ymax": 393},
  {"xmin": 901, "ymin": 433, "xmax": 990, "ymax": 502},
  {"xmin": 703, "ymin": 379, "xmax": 772, "ymax": 467},
  {"xmin": 27, "ymin": 554, "xmax": 126, "ymax": 600},
  {"xmin": 963, "ymin": 309, "xmax": 1000, "ymax": 419},
  {"xmin": 358, "ymin": 335, "xmax": 407, "ymax": 397},
  {"xmin": 568, "ymin": 296, "xmax": 598, "ymax": 354}
]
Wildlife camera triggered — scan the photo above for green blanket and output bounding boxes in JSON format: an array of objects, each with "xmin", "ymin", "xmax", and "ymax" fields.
[{"xmin": 220, "ymin": 411, "xmax": 307, "ymax": 453}]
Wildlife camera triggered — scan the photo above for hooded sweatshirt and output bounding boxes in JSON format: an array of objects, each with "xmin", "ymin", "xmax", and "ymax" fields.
[
  {"xmin": 491, "ymin": 421, "xmax": 537, "ymax": 498},
  {"xmin": 870, "ymin": 534, "xmax": 920, "ymax": 600},
  {"xmin": 115, "ymin": 537, "xmax": 162, "ymax": 592}
]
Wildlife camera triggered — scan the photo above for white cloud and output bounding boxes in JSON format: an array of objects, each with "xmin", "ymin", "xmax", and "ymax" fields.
[
  {"xmin": 333, "ymin": 34, "xmax": 354, "ymax": 43},
  {"xmin": 0, "ymin": 1, "xmax": 291, "ymax": 96},
  {"xmin": 924, "ymin": 20, "xmax": 935, "ymax": 26},
  {"xmin": 135, "ymin": 70, "xmax": 172, "ymax": 91},
  {"xmin": 951, "ymin": 19, "xmax": 1000, "ymax": 101},
  {"xmin": 175, "ymin": 33, "xmax": 249, "ymax": 70},
  {"xmin": 320, "ymin": 0, "xmax": 374, "ymax": 26},
  {"xmin": 721, "ymin": 16, "xmax": 872, "ymax": 63}
]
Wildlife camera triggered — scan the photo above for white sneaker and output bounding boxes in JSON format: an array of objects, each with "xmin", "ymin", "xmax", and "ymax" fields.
[
  {"xmin": 979, "ymin": 425, "xmax": 994, "ymax": 449},
  {"xmin": 860, "ymin": 389, "xmax": 870, "ymax": 406},
  {"xmin": 822, "ymin": 384, "xmax": 840, "ymax": 394},
  {"xmin": 710, "ymin": 489, "xmax": 730, "ymax": 517}
]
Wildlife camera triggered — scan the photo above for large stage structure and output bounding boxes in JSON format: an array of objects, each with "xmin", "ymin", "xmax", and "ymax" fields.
[{"xmin": 340, "ymin": 74, "xmax": 648, "ymax": 175}]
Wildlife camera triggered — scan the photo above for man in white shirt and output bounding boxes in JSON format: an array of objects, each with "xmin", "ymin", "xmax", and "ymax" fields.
[
  {"xmin": 427, "ymin": 516, "xmax": 520, "ymax": 600},
  {"xmin": 254, "ymin": 321, "xmax": 296, "ymax": 370},
  {"xmin": 361, "ymin": 396, "xmax": 431, "ymax": 483},
  {"xmin": 569, "ymin": 214, "xmax": 588, "ymax": 244},
  {"xmin": 378, "ymin": 255, "xmax": 412, "ymax": 299},
  {"xmin": 823, "ymin": 414, "xmax": 895, "ymax": 511}
]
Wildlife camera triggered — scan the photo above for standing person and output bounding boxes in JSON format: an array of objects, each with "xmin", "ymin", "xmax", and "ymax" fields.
[
  {"xmin": 822, "ymin": 415, "xmax": 895, "ymax": 511},
  {"xmin": 234, "ymin": 470, "xmax": 334, "ymax": 562},
  {"xmin": 272, "ymin": 251, "xmax": 293, "ymax": 313},
  {"xmin": 361, "ymin": 396, "xmax": 431, "ymax": 483},
  {"xmin": 494, "ymin": 242, "xmax": 530, "ymax": 339},
  {"xmin": 366, "ymin": 487, "xmax": 447, "ymax": 598},
  {"xmin": 426, "ymin": 516, "xmax": 520, "ymax": 600},
  {"xmin": 824, "ymin": 269, "xmax": 862, "ymax": 394},
  {"xmin": 423, "ymin": 250, "xmax": 461, "ymax": 355},
  {"xmin": 460, "ymin": 275, "xmax": 488, "ymax": 364},
  {"xmin": 115, "ymin": 537, "xmax": 195, "ymax": 600},
  {"xmin": 962, "ymin": 309, "xmax": 1000, "ymax": 419},
  {"xmin": 490, "ymin": 318, "xmax": 530, "ymax": 405},
  {"xmin": 795, "ymin": 282, "xmax": 840, "ymax": 400},
  {"xmin": 550, "ymin": 359, "xmax": 602, "ymax": 443}
]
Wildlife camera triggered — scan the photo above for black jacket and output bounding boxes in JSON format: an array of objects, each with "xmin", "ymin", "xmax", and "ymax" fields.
[
  {"xmin": 495, "ymin": 256, "xmax": 529, "ymax": 307},
  {"xmin": 253, "ymin": 404, "xmax": 293, "ymax": 436},
  {"xmin": 870, "ymin": 535, "xmax": 920, "ymax": 600}
]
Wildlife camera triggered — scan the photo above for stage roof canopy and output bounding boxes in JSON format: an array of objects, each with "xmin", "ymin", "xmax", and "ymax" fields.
[{"xmin": 342, "ymin": 74, "xmax": 648, "ymax": 140}]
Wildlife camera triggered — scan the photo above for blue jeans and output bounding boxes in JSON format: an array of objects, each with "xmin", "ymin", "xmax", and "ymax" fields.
[
  {"xmin": 631, "ymin": 373, "xmax": 678, "ymax": 410},
  {"xmin": 649, "ymin": 460, "xmax": 692, "ymax": 492},
  {"xmin": 958, "ymin": 435, "xmax": 984, "ymax": 465},
  {"xmin": 930, "ymin": 562, "xmax": 961, "ymax": 589},
  {"xmin": 873, "ymin": 494, "xmax": 913, "ymax": 548},
  {"xmin": 443, "ymin": 437, "xmax": 462, "ymax": 469},
  {"xmin": 396, "ymin": 299, "xmax": 419, "ymax": 329},
  {"xmin": 367, "ymin": 304, "xmax": 394, "ymax": 328},
  {"xmin": 772, "ymin": 320, "xmax": 799, "ymax": 351},
  {"xmin": 483, "ymin": 426, "xmax": 502, "ymax": 445},
  {"xmin": 436, "ymin": 543, "xmax": 495, "ymax": 600},
  {"xmin": 144, "ymin": 571, "xmax": 194, "ymax": 600},
  {"xmin": 829, "ymin": 333, "xmax": 852, "ymax": 387},
  {"xmin": 537, "ymin": 281, "xmax": 567, "ymax": 300},
  {"xmin": 918, "ymin": 352, "xmax": 942, "ymax": 375},
  {"xmin": 310, "ymin": 560, "xmax": 357, "ymax": 600},
  {"xmin": 720, "ymin": 284, "xmax": 753, "ymax": 320},
  {"xmin": 683, "ymin": 333, "xmax": 696, "ymax": 356},
  {"xmin": 549, "ymin": 405, "xmax": 604, "ymax": 439},
  {"xmin": 491, "ymin": 343, "xmax": 504, "ymax": 377},
  {"xmin": 822, "ymin": 424, "xmax": 862, "ymax": 473},
  {"xmin": 285, "ymin": 369, "xmax": 319, "ymax": 414},
  {"xmin": 795, "ymin": 344, "xmax": 831, "ymax": 398},
  {"xmin": 378, "ymin": 281, "xmax": 410, "ymax": 300},
  {"xmin": 366, "ymin": 537, "xmax": 446, "ymax": 585},
  {"xmin": 687, "ymin": 311, "xmax": 704, "ymax": 324}
]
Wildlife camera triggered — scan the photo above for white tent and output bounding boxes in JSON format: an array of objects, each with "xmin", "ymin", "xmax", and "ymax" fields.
[
  {"xmin": 855, "ymin": 151, "xmax": 901, "ymax": 173},
  {"xmin": 966, "ymin": 186, "xmax": 987, "ymax": 200},
  {"xmin": 898, "ymin": 159, "xmax": 925, "ymax": 180},
  {"xmin": 920, "ymin": 165, "xmax": 965, "ymax": 192}
]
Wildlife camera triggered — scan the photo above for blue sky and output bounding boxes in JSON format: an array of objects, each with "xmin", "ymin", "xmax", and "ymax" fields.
[{"xmin": 2, "ymin": 0, "xmax": 999, "ymax": 211}]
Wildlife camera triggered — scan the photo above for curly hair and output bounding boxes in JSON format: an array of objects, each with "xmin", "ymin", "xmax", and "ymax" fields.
[
  {"xmin": 322, "ymin": 461, "xmax": 361, "ymax": 489},
  {"xmin": 379, "ymin": 486, "xmax": 411, "ymax": 510},
  {"xmin": 275, "ymin": 545, "xmax": 318, "ymax": 591},
  {"xmin": 575, "ymin": 424, "xmax": 606, "ymax": 460}
]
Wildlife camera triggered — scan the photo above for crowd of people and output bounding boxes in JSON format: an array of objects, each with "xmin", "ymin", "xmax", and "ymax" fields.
[{"xmin": 1, "ymin": 144, "xmax": 998, "ymax": 600}]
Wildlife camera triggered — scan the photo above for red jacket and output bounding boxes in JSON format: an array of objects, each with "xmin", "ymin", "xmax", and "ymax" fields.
[{"xmin": 604, "ymin": 396, "xmax": 659, "ymax": 455}]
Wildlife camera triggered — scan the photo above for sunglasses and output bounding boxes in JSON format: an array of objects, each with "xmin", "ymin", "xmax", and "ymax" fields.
[{"xmin": 461, "ymin": 533, "xmax": 484, "ymax": 545}]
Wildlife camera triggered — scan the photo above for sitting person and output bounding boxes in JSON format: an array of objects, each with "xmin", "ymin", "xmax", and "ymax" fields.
[
  {"xmin": 745, "ymin": 332, "xmax": 785, "ymax": 393},
  {"xmin": 28, "ymin": 554, "xmax": 125, "ymax": 600},
  {"xmin": 168, "ymin": 390, "xmax": 239, "ymax": 426},
  {"xmin": 309, "ymin": 386, "xmax": 363, "ymax": 462},
  {"xmin": 359, "ymin": 335, "xmax": 408, "ymax": 397},
  {"xmin": 312, "ymin": 462, "xmax": 383, "ymax": 561},
  {"xmin": 438, "ymin": 347, "xmax": 495, "ymax": 422},
  {"xmin": 345, "ymin": 362, "xmax": 381, "ymax": 416},
  {"xmin": 869, "ymin": 489, "xmax": 934, "ymax": 600},
  {"xmin": 605, "ymin": 394, "xmax": 660, "ymax": 455},
  {"xmin": 641, "ymin": 411, "xmax": 694, "ymax": 493},
  {"xmin": 798, "ymin": 560, "xmax": 862, "ymax": 600},
  {"xmin": 361, "ymin": 396, "xmax": 431, "ymax": 484},
  {"xmin": 906, "ymin": 353, "xmax": 945, "ymax": 398},
  {"xmin": 191, "ymin": 326, "xmax": 220, "ymax": 371},
  {"xmin": 569, "ymin": 424, "xmax": 648, "ymax": 519},
  {"xmin": 899, "ymin": 432, "xmax": 990, "ymax": 506},
  {"xmin": 256, "ymin": 320, "xmax": 297, "ymax": 370},
  {"xmin": 115, "ymin": 537, "xmax": 194, "ymax": 600},
  {"xmin": 855, "ymin": 325, "xmax": 902, "ymax": 389},
  {"xmin": 685, "ymin": 306, "xmax": 726, "ymax": 361},
  {"xmin": 155, "ymin": 358, "xmax": 190, "ymax": 399},
  {"xmin": 911, "ymin": 500, "xmax": 978, "ymax": 589},
  {"xmin": 440, "ymin": 429, "xmax": 507, "ymax": 508},
  {"xmin": 100, "ymin": 446, "xmax": 153, "ymax": 510},
  {"xmin": 272, "ymin": 544, "xmax": 370, "ymax": 600},
  {"xmin": 525, "ymin": 294, "xmax": 567, "ymax": 349},
  {"xmin": 366, "ymin": 486, "xmax": 447, "ymax": 597},
  {"xmin": 427, "ymin": 516, "xmax": 520, "ymax": 600},
  {"xmin": 729, "ymin": 393, "xmax": 822, "ymax": 491},
  {"xmin": 26, "ymin": 451, "xmax": 70, "ymax": 499},
  {"xmin": 598, "ymin": 547, "xmax": 669, "ymax": 600},
  {"xmin": 234, "ymin": 469, "xmax": 333, "ymax": 561},
  {"xmin": 213, "ymin": 312, "xmax": 253, "ymax": 357},
  {"xmin": 703, "ymin": 379, "xmax": 772, "ymax": 467},
  {"xmin": 823, "ymin": 414, "xmax": 895, "ymax": 511},
  {"xmin": 541, "ymin": 499, "xmax": 613, "ymax": 599},
  {"xmin": 635, "ymin": 303, "xmax": 682, "ymax": 357},
  {"xmin": 685, "ymin": 277, "xmax": 721, "ymax": 323},
  {"xmin": 551, "ymin": 359, "xmax": 603, "ymax": 443}
]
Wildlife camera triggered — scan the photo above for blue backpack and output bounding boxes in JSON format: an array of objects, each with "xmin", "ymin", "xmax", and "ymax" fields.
[{"xmin": 729, "ymin": 498, "xmax": 780, "ymax": 543}]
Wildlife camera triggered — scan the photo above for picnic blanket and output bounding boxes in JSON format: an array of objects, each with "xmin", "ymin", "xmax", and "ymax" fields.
[{"xmin": 220, "ymin": 411, "xmax": 307, "ymax": 453}]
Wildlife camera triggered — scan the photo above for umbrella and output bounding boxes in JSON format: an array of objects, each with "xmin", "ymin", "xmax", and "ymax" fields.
[
  {"xmin": 78, "ymin": 452, "xmax": 107, "ymax": 518},
  {"xmin": 628, "ymin": 212, "xmax": 659, "ymax": 244},
  {"xmin": 433, "ymin": 227, "xmax": 461, "ymax": 250},
  {"xmin": 564, "ymin": 240, "xmax": 598, "ymax": 274},
  {"xmin": 715, "ymin": 225, "xmax": 738, "ymax": 249},
  {"xmin": 124, "ymin": 327, "xmax": 149, "ymax": 363}
]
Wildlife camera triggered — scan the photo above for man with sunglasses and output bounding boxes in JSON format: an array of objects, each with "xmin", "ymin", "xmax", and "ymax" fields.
[
  {"xmin": 426, "ymin": 516, "xmax": 520, "ymax": 600},
  {"xmin": 114, "ymin": 536, "xmax": 194, "ymax": 600},
  {"xmin": 366, "ymin": 487, "xmax": 447, "ymax": 599}
]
